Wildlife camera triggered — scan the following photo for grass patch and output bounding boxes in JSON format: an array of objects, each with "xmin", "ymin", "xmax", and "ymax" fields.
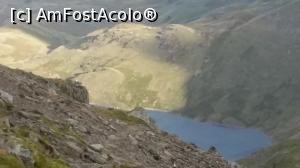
[
  {"xmin": 120, "ymin": 164, "xmax": 133, "ymax": 168},
  {"xmin": 34, "ymin": 154, "xmax": 69, "ymax": 168},
  {"xmin": 117, "ymin": 68, "xmax": 160, "ymax": 109},
  {"xmin": 41, "ymin": 117, "xmax": 85, "ymax": 144},
  {"xmin": 13, "ymin": 126, "xmax": 70, "ymax": 168},
  {"xmin": 113, "ymin": 164, "xmax": 134, "ymax": 168},
  {"xmin": 97, "ymin": 109, "xmax": 147, "ymax": 126},
  {"xmin": 0, "ymin": 154, "xmax": 26, "ymax": 168}
]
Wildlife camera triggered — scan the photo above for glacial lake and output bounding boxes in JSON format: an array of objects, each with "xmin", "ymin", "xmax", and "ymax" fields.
[{"xmin": 147, "ymin": 111, "xmax": 272, "ymax": 161}]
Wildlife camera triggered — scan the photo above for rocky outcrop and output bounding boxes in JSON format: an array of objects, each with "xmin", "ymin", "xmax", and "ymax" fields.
[
  {"xmin": 0, "ymin": 90, "xmax": 14, "ymax": 117},
  {"xmin": 53, "ymin": 79, "xmax": 89, "ymax": 103},
  {"xmin": 0, "ymin": 65, "xmax": 231, "ymax": 168},
  {"xmin": 0, "ymin": 90, "xmax": 13, "ymax": 105}
]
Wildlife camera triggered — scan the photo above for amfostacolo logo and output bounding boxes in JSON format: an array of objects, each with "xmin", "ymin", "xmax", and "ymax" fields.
[{"xmin": 11, "ymin": 8, "xmax": 159, "ymax": 24}]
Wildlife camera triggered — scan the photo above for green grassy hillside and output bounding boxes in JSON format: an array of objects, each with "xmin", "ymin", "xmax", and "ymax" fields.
[
  {"xmin": 0, "ymin": 28, "xmax": 48, "ymax": 68},
  {"xmin": 184, "ymin": 0, "xmax": 300, "ymax": 140},
  {"xmin": 240, "ymin": 140, "xmax": 300, "ymax": 168},
  {"xmin": 0, "ymin": 24, "xmax": 200, "ymax": 110}
]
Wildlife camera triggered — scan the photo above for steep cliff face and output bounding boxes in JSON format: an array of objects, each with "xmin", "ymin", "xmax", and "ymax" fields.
[{"xmin": 0, "ymin": 65, "xmax": 231, "ymax": 168}]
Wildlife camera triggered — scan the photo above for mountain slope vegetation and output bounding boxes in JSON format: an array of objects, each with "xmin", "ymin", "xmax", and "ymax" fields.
[
  {"xmin": 0, "ymin": 24, "xmax": 197, "ymax": 110},
  {"xmin": 240, "ymin": 140, "xmax": 300, "ymax": 168},
  {"xmin": 184, "ymin": 0, "xmax": 300, "ymax": 140}
]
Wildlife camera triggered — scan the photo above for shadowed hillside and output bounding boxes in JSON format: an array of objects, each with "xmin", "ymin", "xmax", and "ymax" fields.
[
  {"xmin": 240, "ymin": 140, "xmax": 300, "ymax": 168},
  {"xmin": 184, "ymin": 0, "xmax": 300, "ymax": 140}
]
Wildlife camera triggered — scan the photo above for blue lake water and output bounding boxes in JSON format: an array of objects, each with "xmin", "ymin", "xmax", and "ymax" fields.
[{"xmin": 147, "ymin": 111, "xmax": 272, "ymax": 161}]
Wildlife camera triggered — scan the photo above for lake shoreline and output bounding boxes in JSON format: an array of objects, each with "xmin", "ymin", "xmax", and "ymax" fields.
[
  {"xmin": 145, "ymin": 110, "xmax": 273, "ymax": 161},
  {"xmin": 144, "ymin": 107, "xmax": 276, "ymax": 141}
]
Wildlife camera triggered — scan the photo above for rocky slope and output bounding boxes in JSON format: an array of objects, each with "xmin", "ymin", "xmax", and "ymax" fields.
[{"xmin": 0, "ymin": 64, "xmax": 231, "ymax": 168}]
